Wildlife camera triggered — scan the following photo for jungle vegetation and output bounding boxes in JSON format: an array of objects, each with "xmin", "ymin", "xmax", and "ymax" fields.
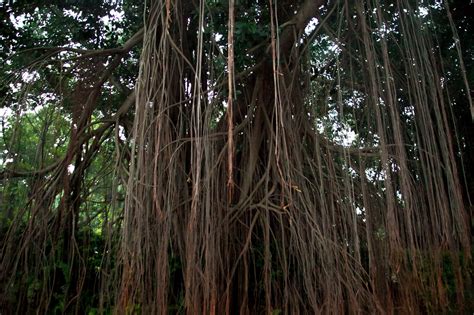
[{"xmin": 0, "ymin": 0, "xmax": 473, "ymax": 313}]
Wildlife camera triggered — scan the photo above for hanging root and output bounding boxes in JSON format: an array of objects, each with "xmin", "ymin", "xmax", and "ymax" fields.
[
  {"xmin": 0, "ymin": 0, "xmax": 471, "ymax": 313},
  {"xmin": 116, "ymin": 0, "xmax": 471, "ymax": 313}
]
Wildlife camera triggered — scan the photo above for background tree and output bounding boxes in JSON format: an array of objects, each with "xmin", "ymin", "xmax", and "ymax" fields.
[{"xmin": 0, "ymin": 0, "xmax": 472, "ymax": 313}]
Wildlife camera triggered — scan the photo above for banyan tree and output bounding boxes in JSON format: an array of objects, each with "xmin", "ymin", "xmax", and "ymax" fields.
[{"xmin": 0, "ymin": 0, "xmax": 472, "ymax": 313}]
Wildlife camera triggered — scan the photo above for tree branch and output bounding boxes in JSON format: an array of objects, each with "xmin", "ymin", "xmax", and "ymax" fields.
[
  {"xmin": 16, "ymin": 28, "xmax": 144, "ymax": 62},
  {"xmin": 0, "ymin": 160, "xmax": 61, "ymax": 180},
  {"xmin": 279, "ymin": 0, "xmax": 328, "ymax": 57}
]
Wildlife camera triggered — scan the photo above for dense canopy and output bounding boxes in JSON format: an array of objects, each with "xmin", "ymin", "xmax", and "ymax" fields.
[{"xmin": 0, "ymin": 0, "xmax": 472, "ymax": 313}]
